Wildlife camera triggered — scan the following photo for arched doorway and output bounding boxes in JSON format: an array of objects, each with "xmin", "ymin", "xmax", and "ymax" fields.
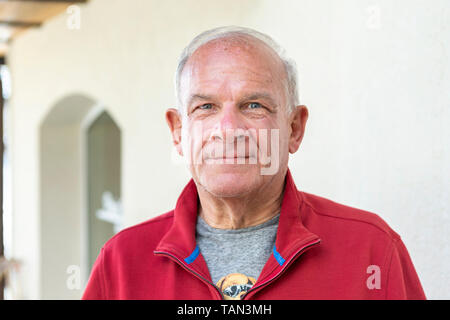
[{"xmin": 40, "ymin": 94, "xmax": 121, "ymax": 299}]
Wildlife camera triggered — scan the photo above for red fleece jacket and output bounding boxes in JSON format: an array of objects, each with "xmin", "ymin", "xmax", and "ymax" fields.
[{"xmin": 82, "ymin": 169, "xmax": 426, "ymax": 300}]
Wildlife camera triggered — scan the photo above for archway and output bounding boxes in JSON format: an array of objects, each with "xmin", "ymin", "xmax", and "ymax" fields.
[{"xmin": 40, "ymin": 94, "xmax": 121, "ymax": 299}]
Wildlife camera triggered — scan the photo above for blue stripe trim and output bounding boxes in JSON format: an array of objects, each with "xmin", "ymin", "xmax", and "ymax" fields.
[
  {"xmin": 184, "ymin": 245, "xmax": 200, "ymax": 264},
  {"xmin": 273, "ymin": 246, "xmax": 285, "ymax": 266}
]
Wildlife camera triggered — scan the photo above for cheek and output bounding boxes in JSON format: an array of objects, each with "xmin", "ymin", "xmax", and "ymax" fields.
[
  {"xmin": 180, "ymin": 120, "xmax": 191, "ymax": 153},
  {"xmin": 279, "ymin": 129, "xmax": 292, "ymax": 160},
  {"xmin": 181, "ymin": 120, "xmax": 211, "ymax": 164},
  {"xmin": 255, "ymin": 118, "xmax": 290, "ymax": 149}
]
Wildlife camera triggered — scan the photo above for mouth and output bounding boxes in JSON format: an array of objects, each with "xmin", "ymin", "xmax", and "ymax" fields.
[
  {"xmin": 203, "ymin": 155, "xmax": 257, "ymax": 164},
  {"xmin": 208, "ymin": 156, "xmax": 249, "ymax": 159}
]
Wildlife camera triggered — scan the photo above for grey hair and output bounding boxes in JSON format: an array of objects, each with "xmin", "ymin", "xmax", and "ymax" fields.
[{"xmin": 174, "ymin": 26, "xmax": 299, "ymax": 114}]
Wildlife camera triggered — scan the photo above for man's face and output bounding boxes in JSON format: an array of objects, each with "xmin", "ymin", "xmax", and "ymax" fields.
[{"xmin": 173, "ymin": 36, "xmax": 302, "ymax": 197}]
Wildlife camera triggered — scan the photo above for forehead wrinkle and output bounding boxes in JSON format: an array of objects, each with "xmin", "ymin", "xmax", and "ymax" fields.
[{"xmin": 185, "ymin": 35, "xmax": 286, "ymax": 81}]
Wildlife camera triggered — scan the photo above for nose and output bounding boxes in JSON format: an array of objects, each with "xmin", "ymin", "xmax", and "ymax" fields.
[{"xmin": 211, "ymin": 102, "xmax": 245, "ymax": 142}]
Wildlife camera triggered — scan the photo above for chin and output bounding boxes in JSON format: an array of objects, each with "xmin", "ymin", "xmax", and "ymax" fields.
[{"xmin": 195, "ymin": 164, "xmax": 262, "ymax": 198}]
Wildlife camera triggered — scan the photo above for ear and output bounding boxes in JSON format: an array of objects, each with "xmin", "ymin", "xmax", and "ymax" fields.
[
  {"xmin": 288, "ymin": 105, "xmax": 309, "ymax": 154},
  {"xmin": 165, "ymin": 108, "xmax": 183, "ymax": 156}
]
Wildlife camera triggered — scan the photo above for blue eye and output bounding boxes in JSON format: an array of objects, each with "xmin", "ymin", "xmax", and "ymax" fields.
[
  {"xmin": 199, "ymin": 103, "xmax": 213, "ymax": 110},
  {"xmin": 248, "ymin": 102, "xmax": 262, "ymax": 109}
]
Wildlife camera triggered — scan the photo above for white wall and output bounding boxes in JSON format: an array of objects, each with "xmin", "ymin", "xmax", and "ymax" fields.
[{"xmin": 6, "ymin": 0, "xmax": 449, "ymax": 299}]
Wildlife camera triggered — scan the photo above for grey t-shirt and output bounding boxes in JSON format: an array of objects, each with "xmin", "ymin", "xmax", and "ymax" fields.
[{"xmin": 196, "ymin": 213, "xmax": 280, "ymax": 300}]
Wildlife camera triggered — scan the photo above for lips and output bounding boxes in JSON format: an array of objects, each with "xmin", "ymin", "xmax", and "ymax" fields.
[
  {"xmin": 203, "ymin": 155, "xmax": 258, "ymax": 165},
  {"xmin": 206, "ymin": 156, "xmax": 250, "ymax": 160},
  {"xmin": 202, "ymin": 143, "xmax": 258, "ymax": 162}
]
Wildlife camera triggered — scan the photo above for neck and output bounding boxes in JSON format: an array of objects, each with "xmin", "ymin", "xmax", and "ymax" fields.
[{"xmin": 197, "ymin": 174, "xmax": 285, "ymax": 230}]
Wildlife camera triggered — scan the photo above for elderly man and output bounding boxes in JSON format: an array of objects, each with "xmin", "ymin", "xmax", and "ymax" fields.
[{"xmin": 82, "ymin": 26, "xmax": 425, "ymax": 300}]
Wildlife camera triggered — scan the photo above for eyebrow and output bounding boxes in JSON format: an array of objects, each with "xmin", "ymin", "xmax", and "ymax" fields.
[
  {"xmin": 241, "ymin": 92, "xmax": 278, "ymax": 109},
  {"xmin": 187, "ymin": 94, "xmax": 214, "ymax": 107}
]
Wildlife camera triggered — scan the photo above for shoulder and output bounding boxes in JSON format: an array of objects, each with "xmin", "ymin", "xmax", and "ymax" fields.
[
  {"xmin": 299, "ymin": 191, "xmax": 401, "ymax": 242},
  {"xmin": 102, "ymin": 210, "xmax": 174, "ymax": 251}
]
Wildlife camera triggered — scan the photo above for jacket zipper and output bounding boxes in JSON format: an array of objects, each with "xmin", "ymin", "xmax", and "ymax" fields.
[
  {"xmin": 241, "ymin": 239, "xmax": 321, "ymax": 300},
  {"xmin": 154, "ymin": 250, "xmax": 225, "ymax": 300}
]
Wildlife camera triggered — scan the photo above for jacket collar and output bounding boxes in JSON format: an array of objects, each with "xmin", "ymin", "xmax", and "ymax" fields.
[{"xmin": 154, "ymin": 168, "xmax": 320, "ymax": 282}]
